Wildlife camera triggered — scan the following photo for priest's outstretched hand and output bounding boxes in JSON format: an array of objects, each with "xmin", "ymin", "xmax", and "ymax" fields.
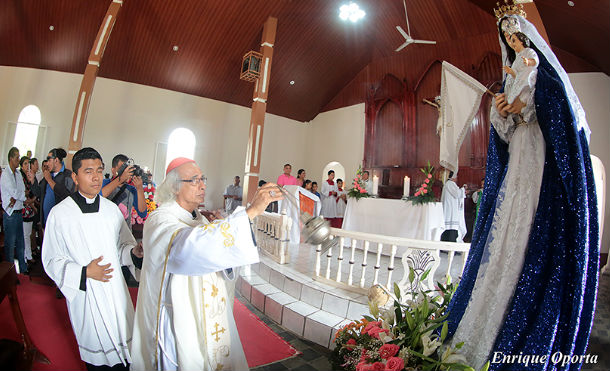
[
  {"xmin": 132, "ymin": 242, "xmax": 144, "ymax": 258},
  {"xmin": 86, "ymin": 256, "xmax": 114, "ymax": 282},
  {"xmin": 245, "ymin": 182, "xmax": 284, "ymax": 220}
]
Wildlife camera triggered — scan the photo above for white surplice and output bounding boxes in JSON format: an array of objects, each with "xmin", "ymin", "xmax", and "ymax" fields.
[
  {"xmin": 42, "ymin": 194, "xmax": 137, "ymax": 366},
  {"xmin": 335, "ymin": 188, "xmax": 347, "ymax": 217},
  {"xmin": 440, "ymin": 179, "xmax": 467, "ymax": 241},
  {"xmin": 320, "ymin": 180, "xmax": 338, "ymax": 218},
  {"xmin": 131, "ymin": 201, "xmax": 259, "ymax": 371}
]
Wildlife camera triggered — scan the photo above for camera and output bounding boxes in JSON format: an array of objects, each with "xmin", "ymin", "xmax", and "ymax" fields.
[{"xmin": 117, "ymin": 158, "xmax": 150, "ymax": 184}]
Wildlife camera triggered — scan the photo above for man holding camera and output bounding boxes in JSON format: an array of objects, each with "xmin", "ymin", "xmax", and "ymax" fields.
[{"xmin": 101, "ymin": 154, "xmax": 147, "ymax": 230}]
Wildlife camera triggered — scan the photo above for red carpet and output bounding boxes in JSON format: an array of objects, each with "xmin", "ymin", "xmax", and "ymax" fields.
[{"xmin": 1, "ymin": 274, "xmax": 299, "ymax": 370}]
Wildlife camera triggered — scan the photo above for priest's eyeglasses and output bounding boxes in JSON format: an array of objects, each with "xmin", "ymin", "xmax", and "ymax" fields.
[{"xmin": 180, "ymin": 176, "xmax": 207, "ymax": 186}]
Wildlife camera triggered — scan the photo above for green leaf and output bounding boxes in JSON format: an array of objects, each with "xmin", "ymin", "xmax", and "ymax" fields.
[
  {"xmin": 440, "ymin": 321, "xmax": 448, "ymax": 342},
  {"xmin": 407, "ymin": 348, "xmax": 438, "ymax": 363},
  {"xmin": 409, "ymin": 267, "xmax": 415, "ymax": 284},
  {"xmin": 479, "ymin": 361, "xmax": 490, "ymax": 371},
  {"xmin": 455, "ymin": 341, "xmax": 464, "ymax": 349},
  {"xmin": 362, "ymin": 315, "xmax": 375, "ymax": 322},
  {"xmin": 404, "ymin": 311, "xmax": 414, "ymax": 330},
  {"xmin": 421, "ymin": 268, "xmax": 431, "ymax": 282},
  {"xmin": 393, "ymin": 282, "xmax": 401, "ymax": 300},
  {"xmin": 443, "ymin": 363, "xmax": 474, "ymax": 371}
]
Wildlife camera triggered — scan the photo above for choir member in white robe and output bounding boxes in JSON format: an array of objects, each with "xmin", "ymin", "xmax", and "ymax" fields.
[
  {"xmin": 440, "ymin": 171, "xmax": 467, "ymax": 242},
  {"xmin": 320, "ymin": 170, "xmax": 338, "ymax": 219},
  {"xmin": 335, "ymin": 179, "xmax": 347, "ymax": 218},
  {"xmin": 42, "ymin": 148, "xmax": 142, "ymax": 371},
  {"xmin": 131, "ymin": 157, "xmax": 282, "ymax": 371},
  {"xmin": 361, "ymin": 170, "xmax": 373, "ymax": 195}
]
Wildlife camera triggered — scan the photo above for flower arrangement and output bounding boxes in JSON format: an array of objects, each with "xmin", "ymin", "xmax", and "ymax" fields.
[
  {"xmin": 348, "ymin": 165, "xmax": 370, "ymax": 200},
  {"xmin": 331, "ymin": 273, "xmax": 487, "ymax": 371},
  {"xmin": 408, "ymin": 162, "xmax": 436, "ymax": 205},
  {"xmin": 131, "ymin": 182, "xmax": 157, "ymax": 225}
]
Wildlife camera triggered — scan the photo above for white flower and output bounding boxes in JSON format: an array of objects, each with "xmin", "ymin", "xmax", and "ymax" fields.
[
  {"xmin": 440, "ymin": 345, "xmax": 467, "ymax": 366},
  {"xmin": 421, "ymin": 331, "xmax": 442, "ymax": 356}
]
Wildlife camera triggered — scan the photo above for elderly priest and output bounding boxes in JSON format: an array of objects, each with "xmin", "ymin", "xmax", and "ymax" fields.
[
  {"xmin": 131, "ymin": 157, "xmax": 282, "ymax": 371},
  {"xmin": 42, "ymin": 147, "xmax": 142, "ymax": 371}
]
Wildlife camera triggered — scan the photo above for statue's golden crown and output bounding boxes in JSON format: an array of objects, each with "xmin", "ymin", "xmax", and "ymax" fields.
[{"xmin": 494, "ymin": 1, "xmax": 527, "ymax": 21}]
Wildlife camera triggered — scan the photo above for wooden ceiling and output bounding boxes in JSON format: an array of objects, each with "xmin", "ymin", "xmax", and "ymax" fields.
[{"xmin": 1, "ymin": 0, "xmax": 608, "ymax": 122}]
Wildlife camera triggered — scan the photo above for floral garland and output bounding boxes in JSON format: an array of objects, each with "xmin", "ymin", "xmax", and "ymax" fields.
[
  {"xmin": 131, "ymin": 182, "xmax": 157, "ymax": 225},
  {"xmin": 347, "ymin": 165, "xmax": 370, "ymax": 200},
  {"xmin": 331, "ymin": 275, "xmax": 484, "ymax": 371},
  {"xmin": 408, "ymin": 162, "xmax": 436, "ymax": 205}
]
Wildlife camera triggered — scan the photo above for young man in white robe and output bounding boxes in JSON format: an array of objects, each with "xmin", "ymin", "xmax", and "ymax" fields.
[
  {"xmin": 320, "ymin": 170, "xmax": 338, "ymax": 223},
  {"xmin": 440, "ymin": 171, "xmax": 467, "ymax": 242},
  {"xmin": 130, "ymin": 157, "xmax": 282, "ymax": 371},
  {"xmin": 42, "ymin": 147, "xmax": 143, "ymax": 371}
]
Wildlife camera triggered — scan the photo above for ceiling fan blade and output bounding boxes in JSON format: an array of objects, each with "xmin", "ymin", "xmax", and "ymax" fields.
[
  {"xmin": 396, "ymin": 26, "xmax": 409, "ymax": 40},
  {"xmin": 403, "ymin": 0, "xmax": 411, "ymax": 37},
  {"xmin": 395, "ymin": 41, "xmax": 410, "ymax": 52},
  {"xmin": 412, "ymin": 39, "xmax": 437, "ymax": 45}
]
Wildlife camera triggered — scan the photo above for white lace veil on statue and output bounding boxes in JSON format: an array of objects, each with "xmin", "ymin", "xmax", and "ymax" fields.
[{"xmin": 498, "ymin": 15, "xmax": 591, "ymax": 143}]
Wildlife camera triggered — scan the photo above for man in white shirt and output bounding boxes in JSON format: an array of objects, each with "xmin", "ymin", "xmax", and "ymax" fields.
[
  {"xmin": 42, "ymin": 147, "xmax": 142, "ymax": 370},
  {"xmin": 131, "ymin": 158, "xmax": 282, "ymax": 371},
  {"xmin": 440, "ymin": 171, "xmax": 467, "ymax": 242},
  {"xmin": 1, "ymin": 147, "xmax": 28, "ymax": 274},
  {"xmin": 223, "ymin": 175, "xmax": 243, "ymax": 214}
]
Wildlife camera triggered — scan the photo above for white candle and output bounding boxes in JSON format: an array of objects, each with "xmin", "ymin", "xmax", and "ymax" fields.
[
  {"xmin": 403, "ymin": 176, "xmax": 410, "ymax": 197},
  {"xmin": 372, "ymin": 175, "xmax": 379, "ymax": 195}
]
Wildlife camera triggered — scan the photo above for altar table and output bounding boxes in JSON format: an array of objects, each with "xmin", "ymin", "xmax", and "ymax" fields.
[{"xmin": 342, "ymin": 198, "xmax": 444, "ymax": 241}]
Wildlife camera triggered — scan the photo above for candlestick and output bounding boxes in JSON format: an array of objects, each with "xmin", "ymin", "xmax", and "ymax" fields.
[
  {"xmin": 403, "ymin": 175, "xmax": 410, "ymax": 197},
  {"xmin": 372, "ymin": 175, "xmax": 379, "ymax": 196}
]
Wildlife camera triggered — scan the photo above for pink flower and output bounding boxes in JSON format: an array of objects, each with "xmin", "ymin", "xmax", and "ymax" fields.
[
  {"xmin": 346, "ymin": 338, "xmax": 357, "ymax": 349},
  {"xmin": 368, "ymin": 327, "xmax": 390, "ymax": 339},
  {"xmin": 428, "ymin": 174, "xmax": 433, "ymax": 179},
  {"xmin": 415, "ymin": 191, "xmax": 421, "ymax": 196},
  {"xmin": 424, "ymin": 178, "xmax": 430, "ymax": 184},
  {"xmin": 360, "ymin": 188, "xmax": 366, "ymax": 193},
  {"xmin": 371, "ymin": 362, "xmax": 385, "ymax": 371},
  {"xmin": 363, "ymin": 321, "xmax": 381, "ymax": 334},
  {"xmin": 359, "ymin": 349, "xmax": 369, "ymax": 363},
  {"xmin": 379, "ymin": 344, "xmax": 400, "ymax": 359},
  {"xmin": 423, "ymin": 189, "xmax": 428, "ymax": 194},
  {"xmin": 422, "ymin": 183, "xmax": 427, "ymax": 188},
  {"xmin": 385, "ymin": 357, "xmax": 404, "ymax": 371},
  {"xmin": 356, "ymin": 362, "xmax": 372, "ymax": 371}
]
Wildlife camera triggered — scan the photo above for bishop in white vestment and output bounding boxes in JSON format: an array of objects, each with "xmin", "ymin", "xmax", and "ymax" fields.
[
  {"xmin": 131, "ymin": 158, "xmax": 282, "ymax": 371},
  {"xmin": 42, "ymin": 148, "xmax": 141, "ymax": 370}
]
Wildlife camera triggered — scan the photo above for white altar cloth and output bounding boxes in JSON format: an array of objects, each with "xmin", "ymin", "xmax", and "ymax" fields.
[
  {"xmin": 278, "ymin": 185, "xmax": 321, "ymax": 244},
  {"xmin": 342, "ymin": 198, "xmax": 444, "ymax": 241}
]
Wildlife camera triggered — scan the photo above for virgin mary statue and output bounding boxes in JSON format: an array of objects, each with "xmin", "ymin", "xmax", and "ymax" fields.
[{"xmin": 445, "ymin": 11, "xmax": 599, "ymax": 371}]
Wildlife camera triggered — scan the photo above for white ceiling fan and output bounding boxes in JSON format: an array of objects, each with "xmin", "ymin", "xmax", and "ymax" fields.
[{"xmin": 395, "ymin": 0, "xmax": 436, "ymax": 52}]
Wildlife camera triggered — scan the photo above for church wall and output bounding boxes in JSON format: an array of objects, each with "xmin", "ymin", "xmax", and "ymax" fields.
[
  {"xmin": 569, "ymin": 72, "xmax": 610, "ymax": 255},
  {"xmin": 306, "ymin": 104, "xmax": 366, "ymax": 186},
  {"xmin": 0, "ymin": 66, "xmax": 306, "ymax": 211}
]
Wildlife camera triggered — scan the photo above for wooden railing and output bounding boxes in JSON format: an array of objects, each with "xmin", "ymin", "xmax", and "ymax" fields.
[
  {"xmin": 314, "ymin": 228, "xmax": 470, "ymax": 294},
  {"xmin": 254, "ymin": 211, "xmax": 292, "ymax": 264}
]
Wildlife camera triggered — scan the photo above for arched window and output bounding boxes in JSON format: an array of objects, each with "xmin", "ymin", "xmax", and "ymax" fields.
[
  {"xmin": 165, "ymin": 128, "xmax": 196, "ymax": 170},
  {"xmin": 322, "ymin": 161, "xmax": 346, "ymax": 185},
  {"xmin": 13, "ymin": 105, "xmax": 41, "ymax": 157}
]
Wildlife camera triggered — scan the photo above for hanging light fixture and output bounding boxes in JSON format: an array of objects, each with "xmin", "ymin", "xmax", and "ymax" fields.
[{"xmin": 339, "ymin": 2, "xmax": 365, "ymax": 22}]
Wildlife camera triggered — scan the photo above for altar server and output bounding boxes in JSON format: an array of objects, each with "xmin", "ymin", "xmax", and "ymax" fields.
[
  {"xmin": 131, "ymin": 158, "xmax": 282, "ymax": 371},
  {"xmin": 320, "ymin": 170, "xmax": 338, "ymax": 220},
  {"xmin": 42, "ymin": 147, "xmax": 142, "ymax": 371},
  {"xmin": 440, "ymin": 171, "xmax": 466, "ymax": 242}
]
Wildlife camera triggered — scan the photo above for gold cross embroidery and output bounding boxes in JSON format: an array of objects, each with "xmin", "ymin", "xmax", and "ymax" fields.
[
  {"xmin": 211, "ymin": 285, "xmax": 219, "ymax": 297},
  {"xmin": 215, "ymin": 364, "xmax": 224, "ymax": 371},
  {"xmin": 212, "ymin": 322, "xmax": 226, "ymax": 342}
]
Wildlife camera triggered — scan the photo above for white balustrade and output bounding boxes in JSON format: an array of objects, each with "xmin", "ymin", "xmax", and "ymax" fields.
[
  {"xmin": 253, "ymin": 211, "xmax": 291, "ymax": 264},
  {"xmin": 313, "ymin": 227, "xmax": 470, "ymax": 295}
]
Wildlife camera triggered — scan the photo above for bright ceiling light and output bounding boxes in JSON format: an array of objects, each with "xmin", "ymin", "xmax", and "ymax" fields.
[{"xmin": 339, "ymin": 2, "xmax": 365, "ymax": 22}]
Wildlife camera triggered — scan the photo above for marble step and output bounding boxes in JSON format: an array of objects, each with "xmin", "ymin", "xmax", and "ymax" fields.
[{"xmin": 237, "ymin": 256, "xmax": 371, "ymax": 349}]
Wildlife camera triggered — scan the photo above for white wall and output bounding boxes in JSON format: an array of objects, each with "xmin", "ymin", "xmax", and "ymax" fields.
[
  {"xmin": 306, "ymin": 104, "xmax": 366, "ymax": 186},
  {"xmin": 569, "ymin": 72, "xmax": 610, "ymax": 254},
  {"xmin": 0, "ymin": 66, "xmax": 305, "ymax": 210}
]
